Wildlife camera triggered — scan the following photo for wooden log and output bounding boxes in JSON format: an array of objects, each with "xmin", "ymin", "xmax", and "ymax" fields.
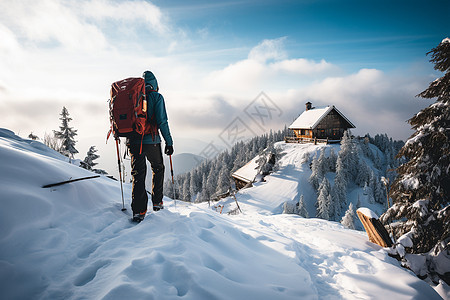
[{"xmin": 357, "ymin": 208, "xmax": 393, "ymax": 248}]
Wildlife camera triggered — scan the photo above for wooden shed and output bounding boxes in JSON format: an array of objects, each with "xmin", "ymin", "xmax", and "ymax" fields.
[
  {"xmin": 231, "ymin": 155, "xmax": 261, "ymax": 190},
  {"xmin": 287, "ymin": 102, "xmax": 355, "ymax": 143}
]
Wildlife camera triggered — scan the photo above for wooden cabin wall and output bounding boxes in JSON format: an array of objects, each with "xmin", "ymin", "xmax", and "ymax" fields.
[
  {"xmin": 234, "ymin": 178, "xmax": 248, "ymax": 190},
  {"xmin": 313, "ymin": 110, "xmax": 349, "ymax": 139}
]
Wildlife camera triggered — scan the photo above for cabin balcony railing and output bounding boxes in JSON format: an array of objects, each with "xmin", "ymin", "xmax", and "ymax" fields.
[{"xmin": 284, "ymin": 136, "xmax": 338, "ymax": 144}]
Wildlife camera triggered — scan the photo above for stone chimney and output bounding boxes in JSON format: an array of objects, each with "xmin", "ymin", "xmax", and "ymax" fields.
[{"xmin": 305, "ymin": 101, "xmax": 312, "ymax": 111}]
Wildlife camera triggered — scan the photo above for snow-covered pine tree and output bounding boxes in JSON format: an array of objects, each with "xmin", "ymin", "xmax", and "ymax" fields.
[
  {"xmin": 381, "ymin": 39, "xmax": 450, "ymax": 282},
  {"xmin": 80, "ymin": 146, "xmax": 106, "ymax": 174},
  {"xmin": 309, "ymin": 156, "xmax": 322, "ymax": 192},
  {"xmin": 54, "ymin": 106, "xmax": 78, "ymax": 159},
  {"xmin": 282, "ymin": 201, "xmax": 296, "ymax": 214},
  {"xmin": 182, "ymin": 173, "xmax": 191, "ymax": 202},
  {"xmin": 373, "ymin": 177, "xmax": 386, "ymax": 205},
  {"xmin": 335, "ymin": 130, "xmax": 353, "ymax": 183},
  {"xmin": 301, "ymin": 152, "xmax": 310, "ymax": 164},
  {"xmin": 297, "ymin": 194, "xmax": 309, "ymax": 218},
  {"xmin": 328, "ymin": 148, "xmax": 337, "ymax": 172},
  {"xmin": 326, "ymin": 194, "xmax": 333, "ymax": 220},
  {"xmin": 205, "ymin": 167, "xmax": 217, "ymax": 198},
  {"xmin": 80, "ymin": 146, "xmax": 99, "ymax": 171},
  {"xmin": 317, "ymin": 148, "xmax": 328, "ymax": 175},
  {"xmin": 363, "ymin": 182, "xmax": 375, "ymax": 204},
  {"xmin": 190, "ymin": 169, "xmax": 201, "ymax": 202},
  {"xmin": 333, "ymin": 159, "xmax": 348, "ymax": 211},
  {"xmin": 341, "ymin": 202, "xmax": 356, "ymax": 230},
  {"xmin": 316, "ymin": 177, "xmax": 331, "ymax": 220},
  {"xmin": 164, "ymin": 179, "xmax": 174, "ymax": 199},
  {"xmin": 198, "ymin": 173, "xmax": 209, "ymax": 202},
  {"xmin": 355, "ymin": 159, "xmax": 371, "ymax": 187},
  {"xmin": 216, "ymin": 164, "xmax": 231, "ymax": 195}
]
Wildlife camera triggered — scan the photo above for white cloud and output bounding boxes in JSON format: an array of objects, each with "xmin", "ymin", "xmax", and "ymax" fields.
[
  {"xmin": 248, "ymin": 37, "xmax": 288, "ymax": 62},
  {"xmin": 0, "ymin": 0, "xmax": 107, "ymax": 52},
  {"xmin": 0, "ymin": 24, "xmax": 22, "ymax": 57},
  {"xmin": 80, "ymin": 0, "xmax": 168, "ymax": 35},
  {"xmin": 0, "ymin": 0, "xmax": 171, "ymax": 53},
  {"xmin": 270, "ymin": 58, "xmax": 334, "ymax": 74},
  {"xmin": 203, "ymin": 37, "xmax": 337, "ymax": 95}
]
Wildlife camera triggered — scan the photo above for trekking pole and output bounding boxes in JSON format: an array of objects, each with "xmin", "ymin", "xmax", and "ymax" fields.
[
  {"xmin": 115, "ymin": 138, "xmax": 126, "ymax": 211},
  {"xmin": 169, "ymin": 155, "xmax": 176, "ymax": 208}
]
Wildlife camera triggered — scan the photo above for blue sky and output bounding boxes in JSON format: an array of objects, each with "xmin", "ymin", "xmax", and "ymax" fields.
[
  {"xmin": 0, "ymin": 0, "xmax": 448, "ymax": 173},
  {"xmin": 156, "ymin": 0, "xmax": 446, "ymax": 69}
]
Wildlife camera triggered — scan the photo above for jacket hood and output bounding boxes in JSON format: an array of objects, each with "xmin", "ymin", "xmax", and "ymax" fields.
[{"xmin": 142, "ymin": 71, "xmax": 158, "ymax": 91}]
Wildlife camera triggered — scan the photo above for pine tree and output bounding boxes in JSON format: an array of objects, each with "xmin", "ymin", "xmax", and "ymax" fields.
[
  {"xmin": 164, "ymin": 179, "xmax": 174, "ymax": 199},
  {"xmin": 381, "ymin": 39, "xmax": 450, "ymax": 280},
  {"xmin": 54, "ymin": 106, "xmax": 78, "ymax": 159},
  {"xmin": 333, "ymin": 163, "xmax": 347, "ymax": 211},
  {"xmin": 355, "ymin": 159, "xmax": 370, "ymax": 187},
  {"xmin": 80, "ymin": 146, "xmax": 106, "ymax": 174},
  {"xmin": 328, "ymin": 148, "xmax": 337, "ymax": 172},
  {"xmin": 282, "ymin": 201, "xmax": 295, "ymax": 214},
  {"xmin": 182, "ymin": 173, "xmax": 191, "ymax": 202},
  {"xmin": 337, "ymin": 130, "xmax": 355, "ymax": 182},
  {"xmin": 317, "ymin": 148, "xmax": 328, "ymax": 175},
  {"xmin": 205, "ymin": 167, "xmax": 217, "ymax": 198},
  {"xmin": 297, "ymin": 194, "xmax": 309, "ymax": 218},
  {"xmin": 341, "ymin": 202, "xmax": 356, "ymax": 230},
  {"xmin": 217, "ymin": 164, "xmax": 230, "ymax": 195},
  {"xmin": 373, "ymin": 177, "xmax": 386, "ymax": 205},
  {"xmin": 316, "ymin": 177, "xmax": 331, "ymax": 220},
  {"xmin": 363, "ymin": 182, "xmax": 375, "ymax": 204},
  {"xmin": 198, "ymin": 173, "xmax": 208, "ymax": 202},
  {"xmin": 309, "ymin": 156, "xmax": 321, "ymax": 191},
  {"xmin": 190, "ymin": 169, "xmax": 200, "ymax": 202}
]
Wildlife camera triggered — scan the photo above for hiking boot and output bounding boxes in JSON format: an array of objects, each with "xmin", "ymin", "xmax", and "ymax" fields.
[
  {"xmin": 132, "ymin": 211, "xmax": 146, "ymax": 223},
  {"xmin": 153, "ymin": 201, "xmax": 164, "ymax": 211}
]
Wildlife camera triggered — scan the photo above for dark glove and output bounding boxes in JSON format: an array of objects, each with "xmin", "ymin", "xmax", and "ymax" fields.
[{"xmin": 164, "ymin": 145, "xmax": 174, "ymax": 156}]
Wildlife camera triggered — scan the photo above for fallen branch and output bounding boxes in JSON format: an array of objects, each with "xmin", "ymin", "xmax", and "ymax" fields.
[{"xmin": 42, "ymin": 175, "xmax": 101, "ymax": 188}]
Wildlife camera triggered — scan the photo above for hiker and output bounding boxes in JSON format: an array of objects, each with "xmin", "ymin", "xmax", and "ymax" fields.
[{"xmin": 128, "ymin": 70, "xmax": 173, "ymax": 222}]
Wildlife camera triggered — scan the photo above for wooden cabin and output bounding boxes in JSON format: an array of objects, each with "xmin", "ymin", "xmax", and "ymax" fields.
[
  {"xmin": 287, "ymin": 102, "xmax": 355, "ymax": 143},
  {"xmin": 231, "ymin": 155, "xmax": 261, "ymax": 190}
]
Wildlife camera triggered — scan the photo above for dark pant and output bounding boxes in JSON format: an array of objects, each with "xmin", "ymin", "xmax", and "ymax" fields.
[{"xmin": 129, "ymin": 143, "xmax": 165, "ymax": 214}]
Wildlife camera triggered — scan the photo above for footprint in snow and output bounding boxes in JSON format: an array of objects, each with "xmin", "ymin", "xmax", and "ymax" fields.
[{"xmin": 73, "ymin": 259, "xmax": 111, "ymax": 286}]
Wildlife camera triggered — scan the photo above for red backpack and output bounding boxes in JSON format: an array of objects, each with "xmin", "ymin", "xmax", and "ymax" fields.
[{"xmin": 107, "ymin": 77, "xmax": 157, "ymax": 151}]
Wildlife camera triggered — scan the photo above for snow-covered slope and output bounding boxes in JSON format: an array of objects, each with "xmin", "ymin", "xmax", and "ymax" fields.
[{"xmin": 0, "ymin": 129, "xmax": 446, "ymax": 299}]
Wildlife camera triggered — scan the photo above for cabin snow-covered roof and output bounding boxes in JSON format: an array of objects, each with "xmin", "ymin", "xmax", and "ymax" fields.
[
  {"xmin": 231, "ymin": 155, "xmax": 260, "ymax": 184},
  {"xmin": 288, "ymin": 105, "xmax": 355, "ymax": 130}
]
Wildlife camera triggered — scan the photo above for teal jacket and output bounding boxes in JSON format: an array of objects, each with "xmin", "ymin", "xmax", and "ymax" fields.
[{"xmin": 133, "ymin": 71, "xmax": 173, "ymax": 146}]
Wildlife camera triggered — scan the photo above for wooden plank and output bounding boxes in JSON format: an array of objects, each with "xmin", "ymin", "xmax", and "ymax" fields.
[{"xmin": 357, "ymin": 210, "xmax": 393, "ymax": 248}]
